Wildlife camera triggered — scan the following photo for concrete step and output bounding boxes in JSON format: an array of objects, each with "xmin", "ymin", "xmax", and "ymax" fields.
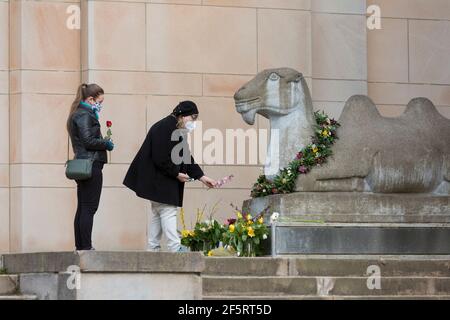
[
  {"xmin": 203, "ymin": 295, "xmax": 450, "ymax": 300},
  {"xmin": 0, "ymin": 295, "xmax": 38, "ymax": 300},
  {"xmin": 0, "ymin": 275, "xmax": 18, "ymax": 295},
  {"xmin": 203, "ymin": 276, "xmax": 450, "ymax": 297},
  {"xmin": 204, "ymin": 256, "xmax": 450, "ymax": 277}
]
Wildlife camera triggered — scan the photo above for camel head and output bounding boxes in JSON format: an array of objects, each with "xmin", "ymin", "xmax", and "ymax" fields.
[{"xmin": 234, "ymin": 68, "xmax": 311, "ymax": 125}]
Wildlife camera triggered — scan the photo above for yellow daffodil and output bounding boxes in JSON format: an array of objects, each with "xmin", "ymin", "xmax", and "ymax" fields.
[
  {"xmin": 229, "ymin": 224, "xmax": 235, "ymax": 233},
  {"xmin": 237, "ymin": 212, "xmax": 243, "ymax": 219},
  {"xmin": 181, "ymin": 230, "xmax": 191, "ymax": 238},
  {"xmin": 258, "ymin": 217, "xmax": 264, "ymax": 224},
  {"xmin": 207, "ymin": 250, "xmax": 213, "ymax": 257},
  {"xmin": 313, "ymin": 147, "xmax": 319, "ymax": 153},
  {"xmin": 247, "ymin": 214, "xmax": 252, "ymax": 221},
  {"xmin": 247, "ymin": 227, "xmax": 255, "ymax": 238},
  {"xmin": 322, "ymin": 130, "xmax": 330, "ymax": 137},
  {"xmin": 247, "ymin": 220, "xmax": 254, "ymax": 225}
]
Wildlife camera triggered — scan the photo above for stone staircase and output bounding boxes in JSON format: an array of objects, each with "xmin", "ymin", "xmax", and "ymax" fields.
[
  {"xmin": 202, "ymin": 256, "xmax": 450, "ymax": 300},
  {"xmin": 0, "ymin": 275, "xmax": 37, "ymax": 300}
]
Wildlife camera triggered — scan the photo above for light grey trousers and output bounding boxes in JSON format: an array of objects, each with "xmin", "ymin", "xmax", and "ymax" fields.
[{"xmin": 148, "ymin": 200, "xmax": 181, "ymax": 252}]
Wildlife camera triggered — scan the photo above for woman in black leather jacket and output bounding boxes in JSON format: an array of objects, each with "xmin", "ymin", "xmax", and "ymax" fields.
[{"xmin": 67, "ymin": 83, "xmax": 114, "ymax": 251}]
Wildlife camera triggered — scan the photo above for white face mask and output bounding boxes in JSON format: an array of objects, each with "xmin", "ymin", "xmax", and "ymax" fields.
[{"xmin": 185, "ymin": 121, "xmax": 197, "ymax": 132}]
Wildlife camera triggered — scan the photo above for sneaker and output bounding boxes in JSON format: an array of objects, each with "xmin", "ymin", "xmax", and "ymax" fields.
[{"xmin": 177, "ymin": 246, "xmax": 189, "ymax": 253}]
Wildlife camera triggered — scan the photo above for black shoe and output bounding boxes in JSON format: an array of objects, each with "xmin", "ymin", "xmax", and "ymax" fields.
[{"xmin": 76, "ymin": 247, "xmax": 95, "ymax": 251}]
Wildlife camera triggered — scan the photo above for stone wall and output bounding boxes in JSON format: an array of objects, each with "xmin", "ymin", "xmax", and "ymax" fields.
[
  {"xmin": 367, "ymin": 0, "xmax": 450, "ymax": 117},
  {"xmin": 0, "ymin": 0, "xmax": 449, "ymax": 253}
]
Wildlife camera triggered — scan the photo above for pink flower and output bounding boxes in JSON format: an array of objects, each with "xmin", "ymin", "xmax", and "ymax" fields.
[
  {"xmin": 215, "ymin": 174, "xmax": 234, "ymax": 188},
  {"xmin": 298, "ymin": 166, "xmax": 308, "ymax": 174},
  {"xmin": 296, "ymin": 152, "xmax": 303, "ymax": 160}
]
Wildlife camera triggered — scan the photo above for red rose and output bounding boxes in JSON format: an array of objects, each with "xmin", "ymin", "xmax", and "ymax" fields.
[{"xmin": 106, "ymin": 121, "xmax": 112, "ymax": 127}]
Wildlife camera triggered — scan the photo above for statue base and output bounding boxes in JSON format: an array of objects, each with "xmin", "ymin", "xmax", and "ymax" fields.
[{"xmin": 242, "ymin": 192, "xmax": 450, "ymax": 255}]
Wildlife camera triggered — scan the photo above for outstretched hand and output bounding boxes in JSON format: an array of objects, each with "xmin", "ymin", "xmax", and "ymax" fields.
[{"xmin": 200, "ymin": 176, "xmax": 217, "ymax": 189}]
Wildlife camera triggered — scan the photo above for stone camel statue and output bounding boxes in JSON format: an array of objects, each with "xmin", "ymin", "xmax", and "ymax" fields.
[{"xmin": 234, "ymin": 68, "xmax": 450, "ymax": 194}]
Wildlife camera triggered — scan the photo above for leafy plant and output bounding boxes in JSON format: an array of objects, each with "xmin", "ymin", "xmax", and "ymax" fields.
[
  {"xmin": 180, "ymin": 201, "xmax": 226, "ymax": 254},
  {"xmin": 222, "ymin": 204, "xmax": 270, "ymax": 257}
]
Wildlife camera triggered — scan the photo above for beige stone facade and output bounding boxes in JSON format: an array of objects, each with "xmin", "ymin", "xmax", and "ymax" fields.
[{"xmin": 0, "ymin": 0, "xmax": 449, "ymax": 253}]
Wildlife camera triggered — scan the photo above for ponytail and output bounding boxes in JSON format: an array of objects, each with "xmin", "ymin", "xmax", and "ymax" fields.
[{"xmin": 67, "ymin": 83, "xmax": 104, "ymax": 133}]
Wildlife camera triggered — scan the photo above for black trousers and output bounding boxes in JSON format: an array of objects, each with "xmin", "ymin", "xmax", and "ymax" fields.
[{"xmin": 74, "ymin": 161, "xmax": 104, "ymax": 250}]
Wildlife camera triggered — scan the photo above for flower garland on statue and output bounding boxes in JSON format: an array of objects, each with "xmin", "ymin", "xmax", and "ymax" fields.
[{"xmin": 250, "ymin": 111, "xmax": 341, "ymax": 198}]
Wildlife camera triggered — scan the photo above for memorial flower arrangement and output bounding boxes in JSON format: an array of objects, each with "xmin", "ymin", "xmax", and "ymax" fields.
[
  {"xmin": 180, "ymin": 203, "xmax": 270, "ymax": 257},
  {"xmin": 251, "ymin": 111, "xmax": 341, "ymax": 198},
  {"xmin": 221, "ymin": 204, "xmax": 269, "ymax": 257},
  {"xmin": 180, "ymin": 203, "xmax": 226, "ymax": 254}
]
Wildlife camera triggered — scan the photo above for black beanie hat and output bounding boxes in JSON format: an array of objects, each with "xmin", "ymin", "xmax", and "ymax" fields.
[{"xmin": 172, "ymin": 100, "xmax": 199, "ymax": 117}]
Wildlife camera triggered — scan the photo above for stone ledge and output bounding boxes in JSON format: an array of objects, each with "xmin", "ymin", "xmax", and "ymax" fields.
[
  {"xmin": 243, "ymin": 192, "xmax": 450, "ymax": 219},
  {"xmin": 1, "ymin": 251, "xmax": 205, "ymax": 274}
]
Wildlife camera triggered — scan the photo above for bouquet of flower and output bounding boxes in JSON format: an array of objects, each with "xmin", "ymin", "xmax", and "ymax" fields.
[
  {"xmin": 180, "ymin": 202, "xmax": 226, "ymax": 254},
  {"xmin": 193, "ymin": 219, "xmax": 226, "ymax": 253},
  {"xmin": 222, "ymin": 204, "xmax": 269, "ymax": 257}
]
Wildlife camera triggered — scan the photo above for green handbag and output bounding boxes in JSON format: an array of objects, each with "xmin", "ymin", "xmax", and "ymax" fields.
[{"xmin": 65, "ymin": 159, "xmax": 94, "ymax": 180}]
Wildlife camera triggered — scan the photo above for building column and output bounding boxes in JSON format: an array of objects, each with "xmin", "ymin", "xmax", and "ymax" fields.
[{"xmin": 8, "ymin": 0, "xmax": 81, "ymax": 253}]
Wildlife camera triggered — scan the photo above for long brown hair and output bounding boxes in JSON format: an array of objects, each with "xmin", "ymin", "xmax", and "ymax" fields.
[{"xmin": 67, "ymin": 83, "xmax": 104, "ymax": 133}]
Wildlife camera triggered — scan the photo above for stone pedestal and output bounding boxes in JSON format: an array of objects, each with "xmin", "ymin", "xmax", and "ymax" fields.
[{"xmin": 242, "ymin": 192, "xmax": 450, "ymax": 255}]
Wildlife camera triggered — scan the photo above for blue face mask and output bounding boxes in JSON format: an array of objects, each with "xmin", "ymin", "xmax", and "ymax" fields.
[{"xmin": 92, "ymin": 102, "xmax": 103, "ymax": 113}]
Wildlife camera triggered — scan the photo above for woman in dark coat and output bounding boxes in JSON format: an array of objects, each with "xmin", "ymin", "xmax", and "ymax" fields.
[
  {"xmin": 67, "ymin": 83, "xmax": 115, "ymax": 251},
  {"xmin": 123, "ymin": 101, "xmax": 216, "ymax": 252}
]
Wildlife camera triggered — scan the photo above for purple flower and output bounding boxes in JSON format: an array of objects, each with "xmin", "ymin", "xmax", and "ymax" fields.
[
  {"xmin": 227, "ymin": 218, "xmax": 236, "ymax": 225},
  {"xmin": 298, "ymin": 166, "xmax": 308, "ymax": 174},
  {"xmin": 296, "ymin": 152, "xmax": 303, "ymax": 160}
]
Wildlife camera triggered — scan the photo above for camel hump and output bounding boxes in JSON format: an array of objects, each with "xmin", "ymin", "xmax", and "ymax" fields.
[
  {"xmin": 403, "ymin": 97, "xmax": 444, "ymax": 119},
  {"xmin": 339, "ymin": 95, "xmax": 381, "ymax": 124}
]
